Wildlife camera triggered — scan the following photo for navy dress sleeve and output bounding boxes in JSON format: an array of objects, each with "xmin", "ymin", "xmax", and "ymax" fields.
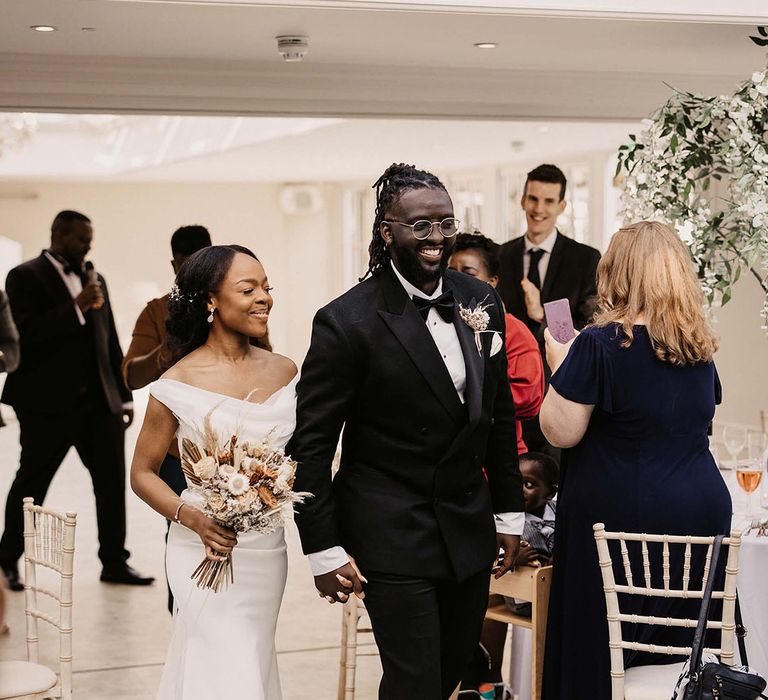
[{"xmin": 549, "ymin": 328, "xmax": 613, "ymax": 413}]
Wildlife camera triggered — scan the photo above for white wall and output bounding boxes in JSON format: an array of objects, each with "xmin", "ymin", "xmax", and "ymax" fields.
[
  {"xmin": 0, "ymin": 177, "xmax": 764, "ymax": 427},
  {"xmin": 711, "ymin": 277, "xmax": 768, "ymax": 428},
  {"xmin": 0, "ymin": 180, "xmax": 346, "ymax": 366}
]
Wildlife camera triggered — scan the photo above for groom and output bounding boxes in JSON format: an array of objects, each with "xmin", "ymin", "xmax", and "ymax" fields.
[{"xmin": 289, "ymin": 163, "xmax": 523, "ymax": 700}]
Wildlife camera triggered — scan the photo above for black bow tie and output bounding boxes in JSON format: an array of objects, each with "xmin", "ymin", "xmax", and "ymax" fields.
[
  {"xmin": 412, "ymin": 290, "xmax": 455, "ymax": 323},
  {"xmin": 48, "ymin": 251, "xmax": 79, "ymax": 276}
]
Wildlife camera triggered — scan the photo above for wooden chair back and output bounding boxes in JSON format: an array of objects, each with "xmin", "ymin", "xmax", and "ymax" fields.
[
  {"xmin": 486, "ymin": 565, "xmax": 553, "ymax": 700},
  {"xmin": 593, "ymin": 523, "xmax": 741, "ymax": 700}
]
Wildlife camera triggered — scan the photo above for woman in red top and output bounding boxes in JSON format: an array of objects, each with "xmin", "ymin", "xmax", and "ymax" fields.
[{"xmin": 449, "ymin": 233, "xmax": 544, "ymax": 455}]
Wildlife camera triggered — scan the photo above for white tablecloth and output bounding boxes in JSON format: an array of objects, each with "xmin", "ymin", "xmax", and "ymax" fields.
[
  {"xmin": 507, "ymin": 626, "xmax": 533, "ymax": 699},
  {"xmin": 724, "ymin": 466, "xmax": 768, "ymax": 675},
  {"xmin": 737, "ymin": 533, "xmax": 768, "ymax": 675}
]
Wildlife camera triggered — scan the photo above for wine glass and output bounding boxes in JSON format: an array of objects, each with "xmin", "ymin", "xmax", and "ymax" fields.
[
  {"xmin": 722, "ymin": 425, "xmax": 747, "ymax": 470},
  {"xmin": 747, "ymin": 430, "xmax": 768, "ymax": 462},
  {"xmin": 736, "ymin": 459, "xmax": 763, "ymax": 521},
  {"xmin": 749, "ymin": 431, "xmax": 768, "ymax": 510}
]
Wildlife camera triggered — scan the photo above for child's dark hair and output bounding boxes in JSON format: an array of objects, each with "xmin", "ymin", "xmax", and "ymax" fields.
[
  {"xmin": 452, "ymin": 232, "xmax": 500, "ymax": 278},
  {"xmin": 520, "ymin": 451, "xmax": 559, "ymax": 489},
  {"xmin": 362, "ymin": 163, "xmax": 448, "ymax": 281}
]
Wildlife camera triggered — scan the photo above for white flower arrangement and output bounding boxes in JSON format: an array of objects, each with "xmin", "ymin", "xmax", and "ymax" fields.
[
  {"xmin": 617, "ymin": 67, "xmax": 768, "ymax": 333},
  {"xmin": 180, "ymin": 416, "xmax": 307, "ymax": 592}
]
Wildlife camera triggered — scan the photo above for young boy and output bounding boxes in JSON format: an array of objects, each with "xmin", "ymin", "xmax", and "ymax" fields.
[
  {"xmin": 512, "ymin": 451, "xmax": 558, "ymax": 569},
  {"xmin": 464, "ymin": 452, "xmax": 559, "ymax": 699}
]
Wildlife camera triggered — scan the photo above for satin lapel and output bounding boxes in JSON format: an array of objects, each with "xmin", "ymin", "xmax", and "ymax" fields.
[
  {"xmin": 445, "ymin": 277, "xmax": 486, "ymax": 427},
  {"xmin": 540, "ymin": 231, "xmax": 566, "ymax": 302},
  {"xmin": 377, "ymin": 269, "xmax": 465, "ymax": 425}
]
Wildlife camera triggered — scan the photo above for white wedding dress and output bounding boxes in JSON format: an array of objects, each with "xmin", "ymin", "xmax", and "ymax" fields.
[{"xmin": 149, "ymin": 376, "xmax": 298, "ymax": 700}]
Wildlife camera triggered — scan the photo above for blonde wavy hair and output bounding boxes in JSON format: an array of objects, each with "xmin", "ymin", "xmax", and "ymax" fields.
[{"xmin": 592, "ymin": 221, "xmax": 718, "ymax": 365}]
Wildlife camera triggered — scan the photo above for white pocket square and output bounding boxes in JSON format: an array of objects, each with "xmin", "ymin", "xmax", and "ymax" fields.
[{"xmin": 489, "ymin": 331, "xmax": 503, "ymax": 357}]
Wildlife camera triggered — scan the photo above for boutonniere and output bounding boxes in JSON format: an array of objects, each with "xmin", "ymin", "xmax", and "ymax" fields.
[{"xmin": 458, "ymin": 296, "xmax": 491, "ymax": 354}]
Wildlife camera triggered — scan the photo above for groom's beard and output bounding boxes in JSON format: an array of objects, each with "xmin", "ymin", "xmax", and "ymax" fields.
[{"xmin": 389, "ymin": 241, "xmax": 451, "ymax": 289}]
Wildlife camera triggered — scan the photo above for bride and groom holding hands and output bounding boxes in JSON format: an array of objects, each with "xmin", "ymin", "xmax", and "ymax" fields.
[{"xmin": 130, "ymin": 163, "xmax": 525, "ymax": 700}]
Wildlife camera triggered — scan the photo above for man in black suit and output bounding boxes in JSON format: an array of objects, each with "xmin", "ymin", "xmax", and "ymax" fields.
[
  {"xmin": 497, "ymin": 164, "xmax": 600, "ymax": 454},
  {"xmin": 497, "ymin": 164, "xmax": 600, "ymax": 343},
  {"xmin": 0, "ymin": 210, "xmax": 154, "ymax": 590},
  {"xmin": 289, "ymin": 164, "xmax": 523, "ymax": 700}
]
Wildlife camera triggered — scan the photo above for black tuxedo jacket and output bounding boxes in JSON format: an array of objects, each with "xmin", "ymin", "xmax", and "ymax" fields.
[
  {"xmin": 1, "ymin": 253, "xmax": 131, "ymax": 415},
  {"xmin": 288, "ymin": 266, "xmax": 523, "ymax": 581},
  {"xmin": 497, "ymin": 232, "xmax": 601, "ymax": 343}
]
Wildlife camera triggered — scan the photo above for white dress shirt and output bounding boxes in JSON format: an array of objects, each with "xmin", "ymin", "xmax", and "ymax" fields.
[
  {"xmin": 307, "ymin": 263, "xmax": 523, "ymax": 577},
  {"xmin": 522, "ymin": 229, "xmax": 558, "ymax": 287},
  {"xmin": 390, "ymin": 262, "xmax": 467, "ymax": 401},
  {"xmin": 44, "ymin": 251, "xmax": 85, "ymax": 325}
]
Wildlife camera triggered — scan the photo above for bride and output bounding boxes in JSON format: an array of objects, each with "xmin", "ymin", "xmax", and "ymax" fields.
[{"xmin": 130, "ymin": 244, "xmax": 298, "ymax": 700}]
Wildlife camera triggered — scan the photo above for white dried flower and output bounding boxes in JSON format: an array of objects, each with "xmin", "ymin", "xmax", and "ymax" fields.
[
  {"xmin": 208, "ymin": 493, "xmax": 226, "ymax": 512},
  {"xmin": 193, "ymin": 455, "xmax": 217, "ymax": 480},
  {"xmin": 218, "ymin": 463, "xmax": 236, "ymax": 478},
  {"xmin": 227, "ymin": 473, "xmax": 249, "ymax": 496},
  {"xmin": 459, "ymin": 299, "xmax": 490, "ymax": 333},
  {"xmin": 459, "ymin": 298, "xmax": 491, "ymax": 353}
]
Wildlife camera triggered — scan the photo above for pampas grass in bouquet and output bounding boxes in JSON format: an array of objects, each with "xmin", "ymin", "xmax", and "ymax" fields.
[{"xmin": 180, "ymin": 414, "xmax": 305, "ymax": 593}]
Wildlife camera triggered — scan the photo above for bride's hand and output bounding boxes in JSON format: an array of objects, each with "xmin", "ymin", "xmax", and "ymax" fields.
[{"xmin": 185, "ymin": 510, "xmax": 238, "ymax": 559}]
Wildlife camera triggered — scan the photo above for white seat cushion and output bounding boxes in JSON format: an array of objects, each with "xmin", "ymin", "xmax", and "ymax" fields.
[
  {"xmin": 0, "ymin": 660, "xmax": 57, "ymax": 698},
  {"xmin": 624, "ymin": 662, "xmax": 686, "ymax": 700}
]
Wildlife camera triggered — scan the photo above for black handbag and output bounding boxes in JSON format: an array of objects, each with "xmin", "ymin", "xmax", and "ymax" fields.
[{"xmin": 680, "ymin": 535, "xmax": 767, "ymax": 700}]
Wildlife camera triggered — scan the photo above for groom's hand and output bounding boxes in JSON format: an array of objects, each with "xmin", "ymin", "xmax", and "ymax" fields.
[
  {"xmin": 315, "ymin": 561, "xmax": 365, "ymax": 604},
  {"xmin": 494, "ymin": 533, "xmax": 521, "ymax": 579}
]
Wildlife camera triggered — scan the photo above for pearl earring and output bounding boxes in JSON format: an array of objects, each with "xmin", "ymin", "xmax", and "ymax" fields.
[{"xmin": 207, "ymin": 308, "xmax": 215, "ymax": 323}]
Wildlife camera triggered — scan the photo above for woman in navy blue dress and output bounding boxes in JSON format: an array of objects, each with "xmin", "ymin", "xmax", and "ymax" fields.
[{"xmin": 539, "ymin": 221, "xmax": 732, "ymax": 700}]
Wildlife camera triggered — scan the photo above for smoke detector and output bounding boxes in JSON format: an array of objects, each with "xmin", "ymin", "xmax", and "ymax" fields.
[{"xmin": 276, "ymin": 36, "xmax": 308, "ymax": 62}]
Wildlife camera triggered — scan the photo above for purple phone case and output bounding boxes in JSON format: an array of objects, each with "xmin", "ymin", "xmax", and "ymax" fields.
[{"xmin": 544, "ymin": 299, "xmax": 576, "ymax": 344}]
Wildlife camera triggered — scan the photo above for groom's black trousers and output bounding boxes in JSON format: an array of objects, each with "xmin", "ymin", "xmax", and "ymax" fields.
[{"xmin": 362, "ymin": 567, "xmax": 490, "ymax": 700}]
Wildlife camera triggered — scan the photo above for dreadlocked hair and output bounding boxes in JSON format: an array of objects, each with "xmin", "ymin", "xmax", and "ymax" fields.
[{"xmin": 360, "ymin": 163, "xmax": 448, "ymax": 281}]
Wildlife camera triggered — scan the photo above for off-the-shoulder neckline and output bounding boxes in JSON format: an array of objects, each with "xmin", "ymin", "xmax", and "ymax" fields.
[{"xmin": 155, "ymin": 374, "xmax": 298, "ymax": 406}]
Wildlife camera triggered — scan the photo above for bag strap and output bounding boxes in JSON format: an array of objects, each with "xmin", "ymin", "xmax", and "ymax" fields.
[
  {"xmin": 735, "ymin": 593, "xmax": 750, "ymax": 667},
  {"xmin": 688, "ymin": 535, "xmax": 724, "ymax": 680}
]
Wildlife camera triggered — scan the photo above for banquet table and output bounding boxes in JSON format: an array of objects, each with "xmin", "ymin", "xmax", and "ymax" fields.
[
  {"xmin": 737, "ymin": 531, "xmax": 768, "ymax": 675},
  {"xmin": 725, "ymin": 466, "xmax": 768, "ymax": 676},
  {"xmin": 505, "ymin": 467, "xmax": 768, "ymax": 699}
]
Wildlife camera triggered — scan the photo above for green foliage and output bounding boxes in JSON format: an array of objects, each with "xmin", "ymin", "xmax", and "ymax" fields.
[{"xmin": 617, "ymin": 68, "xmax": 768, "ymax": 333}]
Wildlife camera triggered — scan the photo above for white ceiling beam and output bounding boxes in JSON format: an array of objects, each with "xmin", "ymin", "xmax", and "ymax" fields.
[
  {"xmin": 104, "ymin": 0, "xmax": 768, "ymax": 23},
  {"xmin": 0, "ymin": 53, "xmax": 747, "ymax": 121}
]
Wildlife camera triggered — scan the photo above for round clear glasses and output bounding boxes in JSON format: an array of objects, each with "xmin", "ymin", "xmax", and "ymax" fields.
[{"xmin": 384, "ymin": 218, "xmax": 461, "ymax": 240}]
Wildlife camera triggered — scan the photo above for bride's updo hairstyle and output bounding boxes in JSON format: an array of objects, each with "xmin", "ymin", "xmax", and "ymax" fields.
[{"xmin": 164, "ymin": 244, "xmax": 270, "ymax": 366}]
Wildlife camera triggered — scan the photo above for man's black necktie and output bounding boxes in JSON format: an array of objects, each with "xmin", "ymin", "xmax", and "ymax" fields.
[
  {"xmin": 527, "ymin": 248, "xmax": 545, "ymax": 290},
  {"xmin": 412, "ymin": 291, "xmax": 454, "ymax": 323}
]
